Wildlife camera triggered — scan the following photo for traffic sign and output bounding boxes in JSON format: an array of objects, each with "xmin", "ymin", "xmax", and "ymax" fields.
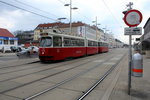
[
  {"xmin": 124, "ymin": 9, "xmax": 142, "ymax": 27},
  {"xmin": 124, "ymin": 27, "xmax": 142, "ymax": 35}
]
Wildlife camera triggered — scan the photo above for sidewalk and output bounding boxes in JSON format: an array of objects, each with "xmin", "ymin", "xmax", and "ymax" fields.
[
  {"xmin": 108, "ymin": 55, "xmax": 150, "ymax": 100},
  {"xmin": 0, "ymin": 52, "xmax": 16, "ymax": 57}
]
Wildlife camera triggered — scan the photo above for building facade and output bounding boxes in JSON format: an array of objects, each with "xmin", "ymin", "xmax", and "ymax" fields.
[
  {"xmin": 0, "ymin": 28, "xmax": 18, "ymax": 53},
  {"xmin": 142, "ymin": 17, "xmax": 150, "ymax": 57},
  {"xmin": 34, "ymin": 22, "xmax": 121, "ymax": 48},
  {"xmin": 34, "ymin": 22, "xmax": 102, "ymax": 41}
]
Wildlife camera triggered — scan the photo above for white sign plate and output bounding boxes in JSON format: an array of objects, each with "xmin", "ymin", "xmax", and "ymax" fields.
[{"xmin": 124, "ymin": 27, "xmax": 142, "ymax": 35}]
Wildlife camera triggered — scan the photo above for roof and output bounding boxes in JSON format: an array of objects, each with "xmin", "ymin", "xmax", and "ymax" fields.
[
  {"xmin": 0, "ymin": 28, "xmax": 15, "ymax": 38},
  {"xmin": 36, "ymin": 22, "xmax": 85, "ymax": 29}
]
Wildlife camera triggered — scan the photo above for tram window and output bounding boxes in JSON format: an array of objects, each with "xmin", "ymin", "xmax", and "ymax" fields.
[
  {"xmin": 93, "ymin": 41, "xmax": 97, "ymax": 46},
  {"xmin": 53, "ymin": 36, "xmax": 62, "ymax": 47},
  {"xmin": 64, "ymin": 38, "xmax": 71, "ymax": 46},
  {"xmin": 98, "ymin": 42, "xmax": 102, "ymax": 46},
  {"xmin": 40, "ymin": 37, "xmax": 52, "ymax": 47},
  {"xmin": 101, "ymin": 42, "xmax": 104, "ymax": 46},
  {"xmin": 88, "ymin": 40, "xmax": 93, "ymax": 46},
  {"xmin": 70, "ymin": 39, "xmax": 75, "ymax": 46},
  {"xmin": 100, "ymin": 42, "xmax": 102, "ymax": 46},
  {"xmin": 78, "ymin": 39, "xmax": 84, "ymax": 46}
]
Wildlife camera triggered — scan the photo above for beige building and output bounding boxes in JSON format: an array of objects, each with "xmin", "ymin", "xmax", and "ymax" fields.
[
  {"xmin": 33, "ymin": 22, "xmax": 122, "ymax": 48},
  {"xmin": 34, "ymin": 22, "xmax": 103, "ymax": 41}
]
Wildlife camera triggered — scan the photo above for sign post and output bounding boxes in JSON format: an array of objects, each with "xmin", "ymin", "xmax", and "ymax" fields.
[{"xmin": 123, "ymin": 3, "xmax": 142, "ymax": 95}]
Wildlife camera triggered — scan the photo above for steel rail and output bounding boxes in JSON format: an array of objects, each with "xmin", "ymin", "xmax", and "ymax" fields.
[
  {"xmin": 24, "ymin": 55, "xmax": 115, "ymax": 100},
  {"xmin": 0, "ymin": 60, "xmax": 40, "ymax": 70},
  {"xmin": 77, "ymin": 53, "xmax": 126, "ymax": 100},
  {"xmin": 0, "ymin": 52, "xmax": 108, "ymax": 82},
  {"xmin": 0, "ymin": 52, "xmax": 110, "ymax": 94}
]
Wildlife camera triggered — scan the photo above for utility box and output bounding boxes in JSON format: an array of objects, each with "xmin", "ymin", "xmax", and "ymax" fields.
[{"xmin": 132, "ymin": 52, "xmax": 143, "ymax": 77}]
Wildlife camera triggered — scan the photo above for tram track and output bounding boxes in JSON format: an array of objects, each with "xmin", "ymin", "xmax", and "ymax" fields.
[
  {"xmin": 0, "ymin": 52, "xmax": 112, "ymax": 94},
  {"xmin": 24, "ymin": 56, "xmax": 114, "ymax": 100},
  {"xmin": 77, "ymin": 53, "xmax": 126, "ymax": 100},
  {"xmin": 0, "ymin": 52, "xmax": 109, "ymax": 82},
  {"xmin": 0, "ymin": 52, "xmax": 108, "ymax": 73},
  {"xmin": 23, "ymin": 53, "xmax": 126, "ymax": 100},
  {"xmin": 0, "ymin": 60, "xmax": 40, "ymax": 70}
]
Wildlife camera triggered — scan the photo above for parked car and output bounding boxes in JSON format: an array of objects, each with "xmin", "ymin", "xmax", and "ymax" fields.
[
  {"xmin": 16, "ymin": 47, "xmax": 28, "ymax": 56},
  {"xmin": 16, "ymin": 46, "xmax": 39, "ymax": 57},
  {"xmin": 10, "ymin": 46, "xmax": 18, "ymax": 52},
  {"xmin": 1, "ymin": 46, "xmax": 11, "ymax": 53},
  {"xmin": 27, "ymin": 46, "xmax": 39, "ymax": 53}
]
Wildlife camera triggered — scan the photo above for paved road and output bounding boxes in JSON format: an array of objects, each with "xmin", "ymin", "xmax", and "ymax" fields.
[
  {"xmin": 0, "ymin": 54, "xmax": 18, "ymax": 62},
  {"xmin": 0, "ymin": 53, "xmax": 38, "ymax": 62},
  {"xmin": 0, "ymin": 48, "xmax": 128, "ymax": 100}
]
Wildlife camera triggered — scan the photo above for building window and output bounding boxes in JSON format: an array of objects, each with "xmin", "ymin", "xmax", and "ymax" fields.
[
  {"xmin": 0, "ymin": 39, "xmax": 2, "ymax": 44},
  {"xmin": 4, "ymin": 40, "xmax": 8, "ymax": 45},
  {"xmin": 10, "ymin": 40, "xmax": 14, "ymax": 45}
]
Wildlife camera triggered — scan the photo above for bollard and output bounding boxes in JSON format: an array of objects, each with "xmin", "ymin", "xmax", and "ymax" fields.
[{"xmin": 132, "ymin": 50, "xmax": 143, "ymax": 77}]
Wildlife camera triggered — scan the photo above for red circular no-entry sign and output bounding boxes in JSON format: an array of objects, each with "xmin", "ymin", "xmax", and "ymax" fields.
[{"xmin": 124, "ymin": 9, "xmax": 142, "ymax": 27}]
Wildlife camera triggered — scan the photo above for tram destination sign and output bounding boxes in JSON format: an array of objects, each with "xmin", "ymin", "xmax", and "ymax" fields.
[{"xmin": 124, "ymin": 27, "xmax": 142, "ymax": 35}]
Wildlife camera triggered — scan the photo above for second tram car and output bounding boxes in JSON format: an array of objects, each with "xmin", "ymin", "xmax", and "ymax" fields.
[
  {"xmin": 98, "ymin": 41, "xmax": 109, "ymax": 53},
  {"xmin": 39, "ymin": 32, "xmax": 108, "ymax": 61}
]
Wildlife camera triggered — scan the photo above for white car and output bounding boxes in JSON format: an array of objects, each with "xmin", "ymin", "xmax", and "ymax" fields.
[
  {"xmin": 0, "ymin": 46, "xmax": 11, "ymax": 53},
  {"xmin": 16, "ymin": 46, "xmax": 39, "ymax": 56},
  {"xmin": 27, "ymin": 46, "xmax": 39, "ymax": 53}
]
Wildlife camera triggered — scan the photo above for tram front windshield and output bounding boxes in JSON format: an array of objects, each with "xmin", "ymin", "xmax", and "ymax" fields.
[{"xmin": 40, "ymin": 37, "xmax": 52, "ymax": 47}]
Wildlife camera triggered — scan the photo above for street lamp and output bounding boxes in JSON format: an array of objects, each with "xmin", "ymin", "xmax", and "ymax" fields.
[
  {"xmin": 92, "ymin": 17, "xmax": 100, "ymax": 40},
  {"xmin": 102, "ymin": 28, "xmax": 109, "ymax": 41},
  {"xmin": 55, "ymin": 18, "xmax": 67, "ymax": 34},
  {"xmin": 57, "ymin": 17, "xmax": 66, "ymax": 21},
  {"xmin": 64, "ymin": 0, "xmax": 78, "ymax": 35},
  {"xmin": 57, "ymin": 17, "xmax": 67, "ymax": 22}
]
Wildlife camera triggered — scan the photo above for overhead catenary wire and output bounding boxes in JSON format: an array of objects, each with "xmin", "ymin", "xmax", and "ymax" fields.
[
  {"xmin": 13, "ymin": 0, "xmax": 70, "ymax": 22},
  {"xmin": 101, "ymin": 0, "xmax": 123, "ymax": 27},
  {"xmin": 13, "ymin": 0, "xmax": 59, "ymax": 18},
  {"xmin": 57, "ymin": 0, "xmax": 66, "ymax": 4},
  {"xmin": 0, "ymin": 0, "xmax": 69, "ymax": 34},
  {"xmin": 0, "ymin": 1, "xmax": 57, "ymax": 21}
]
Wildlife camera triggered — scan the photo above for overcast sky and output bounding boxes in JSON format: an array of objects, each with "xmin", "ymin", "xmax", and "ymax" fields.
[{"xmin": 0, "ymin": 0, "xmax": 149, "ymax": 44}]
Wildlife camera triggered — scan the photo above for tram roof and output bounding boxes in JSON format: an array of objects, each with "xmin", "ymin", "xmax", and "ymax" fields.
[{"xmin": 40, "ymin": 32, "xmax": 85, "ymax": 39}]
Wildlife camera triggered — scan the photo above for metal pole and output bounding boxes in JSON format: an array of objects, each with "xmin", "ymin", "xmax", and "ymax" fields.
[
  {"xmin": 96, "ymin": 16, "xmax": 98, "ymax": 40},
  {"xmin": 127, "ymin": 2, "xmax": 133, "ymax": 95},
  {"xmin": 69, "ymin": 0, "xmax": 72, "ymax": 35},
  {"xmin": 128, "ymin": 33, "xmax": 132, "ymax": 95}
]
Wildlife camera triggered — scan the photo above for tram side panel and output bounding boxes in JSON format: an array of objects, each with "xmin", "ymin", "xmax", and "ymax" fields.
[
  {"xmin": 71, "ymin": 47, "xmax": 86, "ymax": 57},
  {"xmin": 86, "ymin": 47, "xmax": 98, "ymax": 55},
  {"xmin": 98, "ymin": 47, "xmax": 108, "ymax": 53},
  {"xmin": 86, "ymin": 40, "xmax": 98, "ymax": 55},
  {"xmin": 98, "ymin": 42, "xmax": 109, "ymax": 53},
  {"xmin": 39, "ymin": 48, "xmax": 65, "ymax": 61}
]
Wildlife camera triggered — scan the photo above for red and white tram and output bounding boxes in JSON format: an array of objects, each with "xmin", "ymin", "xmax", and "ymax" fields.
[
  {"xmin": 39, "ymin": 32, "xmax": 108, "ymax": 61},
  {"xmin": 98, "ymin": 41, "xmax": 109, "ymax": 53}
]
